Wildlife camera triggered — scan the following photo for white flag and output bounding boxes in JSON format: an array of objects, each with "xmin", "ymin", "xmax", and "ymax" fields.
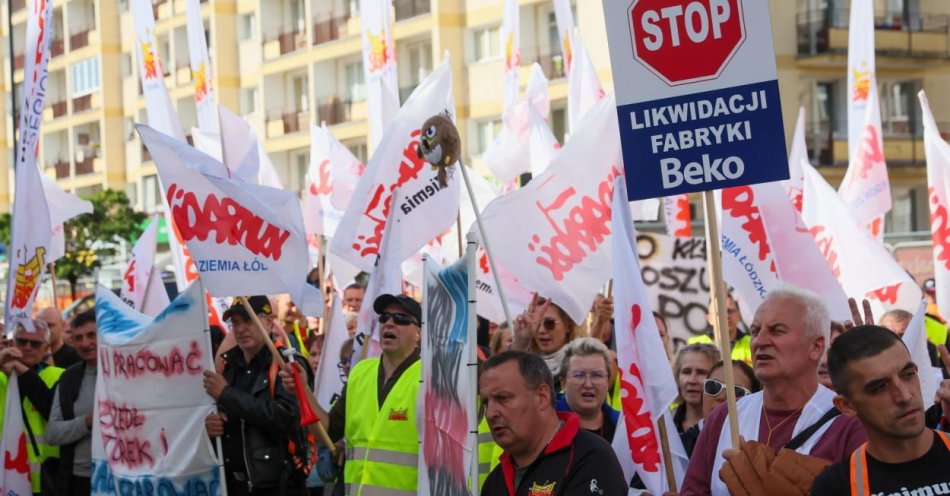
[
  {"xmin": 360, "ymin": 0, "xmax": 400, "ymax": 148},
  {"xmin": 784, "ymin": 107, "xmax": 808, "ymax": 212},
  {"xmin": 139, "ymin": 124, "xmax": 323, "ymax": 316},
  {"xmin": 552, "ymin": 0, "xmax": 575, "ymax": 74},
  {"xmin": 920, "ymin": 90, "xmax": 950, "ymax": 319},
  {"xmin": 847, "ymin": 0, "xmax": 875, "ymax": 155},
  {"xmin": 185, "ymin": 0, "xmax": 217, "ymax": 134},
  {"xmin": 5, "ymin": 0, "xmax": 53, "ymax": 333},
  {"xmin": 41, "ymin": 173, "xmax": 92, "ymax": 263},
  {"xmin": 142, "ymin": 265, "xmax": 171, "ymax": 317},
  {"xmin": 314, "ymin": 291, "xmax": 349, "ymax": 411},
  {"xmin": 501, "ymin": 0, "xmax": 521, "ymax": 111},
  {"xmin": 121, "ymin": 217, "xmax": 160, "ymax": 312},
  {"xmin": 0, "ymin": 375, "xmax": 32, "ymax": 496},
  {"xmin": 611, "ymin": 178, "xmax": 687, "ymax": 494},
  {"xmin": 331, "ymin": 57, "xmax": 459, "ymax": 273},
  {"xmin": 839, "ymin": 82, "xmax": 890, "ymax": 238},
  {"xmin": 567, "ymin": 31, "xmax": 605, "ymax": 133},
  {"xmin": 304, "ymin": 123, "xmax": 365, "ymax": 239},
  {"xmin": 904, "ymin": 302, "xmax": 941, "ymax": 405},
  {"xmin": 219, "ymin": 105, "xmax": 283, "ymax": 187},
  {"xmin": 131, "ymin": 0, "xmax": 185, "ymax": 141},
  {"xmin": 480, "ymin": 94, "xmax": 621, "ymax": 323},
  {"xmin": 802, "ymin": 162, "xmax": 920, "ymax": 313},
  {"xmin": 663, "ymin": 194, "xmax": 691, "ymax": 238}
]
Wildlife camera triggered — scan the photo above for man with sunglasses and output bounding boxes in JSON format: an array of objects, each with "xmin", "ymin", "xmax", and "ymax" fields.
[
  {"xmin": 0, "ymin": 319, "xmax": 66, "ymax": 495},
  {"xmin": 289, "ymin": 293, "xmax": 423, "ymax": 495}
]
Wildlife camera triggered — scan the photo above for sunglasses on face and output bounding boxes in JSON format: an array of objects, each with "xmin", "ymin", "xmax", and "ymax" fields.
[
  {"xmin": 378, "ymin": 312, "xmax": 417, "ymax": 326},
  {"xmin": 541, "ymin": 318, "xmax": 560, "ymax": 331},
  {"xmin": 703, "ymin": 379, "xmax": 751, "ymax": 398},
  {"xmin": 15, "ymin": 338, "xmax": 45, "ymax": 349}
]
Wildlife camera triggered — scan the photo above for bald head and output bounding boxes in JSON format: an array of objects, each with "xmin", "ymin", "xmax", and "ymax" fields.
[{"xmin": 37, "ymin": 307, "xmax": 66, "ymax": 347}]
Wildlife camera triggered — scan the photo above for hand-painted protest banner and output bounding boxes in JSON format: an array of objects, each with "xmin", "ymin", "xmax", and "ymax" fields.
[
  {"xmin": 92, "ymin": 282, "xmax": 220, "ymax": 495},
  {"xmin": 636, "ymin": 232, "xmax": 710, "ymax": 347},
  {"xmin": 138, "ymin": 124, "xmax": 323, "ymax": 317},
  {"xmin": 601, "ymin": 0, "xmax": 788, "ymax": 200}
]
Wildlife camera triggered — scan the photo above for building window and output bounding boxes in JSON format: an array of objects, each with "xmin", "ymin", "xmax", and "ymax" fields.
[
  {"xmin": 239, "ymin": 13, "xmax": 256, "ymax": 41},
  {"xmin": 143, "ymin": 175, "xmax": 161, "ymax": 213},
  {"xmin": 407, "ymin": 40, "xmax": 432, "ymax": 85},
  {"xmin": 344, "ymin": 60, "xmax": 365, "ymax": 102},
  {"xmin": 294, "ymin": 150, "xmax": 310, "ymax": 190},
  {"xmin": 879, "ymin": 80, "xmax": 921, "ymax": 136},
  {"xmin": 71, "ymin": 57, "xmax": 100, "ymax": 96},
  {"xmin": 241, "ymin": 87, "xmax": 259, "ymax": 115},
  {"xmin": 473, "ymin": 26, "xmax": 500, "ymax": 62},
  {"xmin": 475, "ymin": 120, "xmax": 501, "ymax": 155},
  {"xmin": 291, "ymin": 74, "xmax": 309, "ymax": 112}
]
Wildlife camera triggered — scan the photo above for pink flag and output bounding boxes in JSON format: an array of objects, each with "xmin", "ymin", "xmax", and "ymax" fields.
[
  {"xmin": 5, "ymin": 0, "xmax": 53, "ymax": 333},
  {"xmin": 480, "ymin": 94, "xmax": 621, "ymax": 323},
  {"xmin": 802, "ymin": 162, "xmax": 919, "ymax": 313},
  {"xmin": 920, "ymin": 90, "xmax": 950, "ymax": 318},
  {"xmin": 663, "ymin": 194, "xmax": 691, "ymax": 238},
  {"xmin": 330, "ymin": 58, "xmax": 459, "ymax": 273},
  {"xmin": 0, "ymin": 375, "xmax": 32, "ymax": 496},
  {"xmin": 838, "ymin": 82, "xmax": 890, "ymax": 239},
  {"xmin": 567, "ymin": 31, "xmax": 605, "ymax": 133},
  {"xmin": 139, "ymin": 124, "xmax": 323, "ymax": 317},
  {"xmin": 784, "ymin": 107, "xmax": 808, "ymax": 212},
  {"xmin": 360, "ymin": 0, "xmax": 400, "ymax": 148},
  {"xmin": 611, "ymin": 177, "xmax": 686, "ymax": 494}
]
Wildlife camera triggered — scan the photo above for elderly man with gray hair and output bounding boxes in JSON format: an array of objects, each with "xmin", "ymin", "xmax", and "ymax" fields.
[
  {"xmin": 680, "ymin": 285, "xmax": 868, "ymax": 496},
  {"xmin": 0, "ymin": 318, "xmax": 66, "ymax": 494}
]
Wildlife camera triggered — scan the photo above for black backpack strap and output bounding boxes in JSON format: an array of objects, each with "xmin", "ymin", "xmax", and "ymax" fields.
[{"xmin": 783, "ymin": 407, "xmax": 840, "ymax": 451}]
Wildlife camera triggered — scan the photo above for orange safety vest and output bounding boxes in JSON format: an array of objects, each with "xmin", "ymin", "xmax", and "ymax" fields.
[{"xmin": 849, "ymin": 430, "xmax": 950, "ymax": 496}]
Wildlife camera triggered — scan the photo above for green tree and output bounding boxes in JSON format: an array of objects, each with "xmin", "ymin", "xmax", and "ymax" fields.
[{"xmin": 56, "ymin": 189, "xmax": 146, "ymax": 298}]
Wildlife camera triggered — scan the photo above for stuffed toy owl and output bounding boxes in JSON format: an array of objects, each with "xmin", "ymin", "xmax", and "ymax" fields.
[{"xmin": 417, "ymin": 114, "xmax": 460, "ymax": 188}]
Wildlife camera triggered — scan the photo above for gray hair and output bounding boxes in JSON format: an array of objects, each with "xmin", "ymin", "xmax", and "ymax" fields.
[
  {"xmin": 17, "ymin": 319, "xmax": 51, "ymax": 343},
  {"xmin": 559, "ymin": 337, "xmax": 611, "ymax": 379},
  {"xmin": 764, "ymin": 285, "xmax": 830, "ymax": 342}
]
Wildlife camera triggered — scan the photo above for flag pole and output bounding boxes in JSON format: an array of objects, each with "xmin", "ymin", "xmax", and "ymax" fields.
[
  {"xmin": 457, "ymin": 159, "xmax": 515, "ymax": 337},
  {"xmin": 236, "ymin": 296, "xmax": 336, "ymax": 453},
  {"xmin": 47, "ymin": 263, "xmax": 59, "ymax": 310},
  {"xmin": 702, "ymin": 191, "xmax": 740, "ymax": 448},
  {"xmin": 201, "ymin": 284, "xmax": 229, "ymax": 496},
  {"xmin": 466, "ymin": 232, "xmax": 480, "ymax": 496},
  {"xmin": 657, "ymin": 417, "xmax": 677, "ymax": 492}
]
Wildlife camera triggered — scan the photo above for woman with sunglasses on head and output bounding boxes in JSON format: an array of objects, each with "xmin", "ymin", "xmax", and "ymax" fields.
[
  {"xmin": 681, "ymin": 359, "xmax": 761, "ymax": 458},
  {"xmin": 511, "ymin": 295, "xmax": 587, "ymax": 388}
]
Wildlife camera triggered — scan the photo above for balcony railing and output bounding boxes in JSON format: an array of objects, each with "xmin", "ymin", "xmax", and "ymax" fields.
[
  {"xmin": 13, "ymin": 53, "xmax": 24, "ymax": 71},
  {"xmin": 70, "ymin": 29, "xmax": 91, "ymax": 51},
  {"xmin": 394, "ymin": 0, "xmax": 430, "ymax": 21},
  {"xmin": 50, "ymin": 100, "xmax": 68, "ymax": 118},
  {"xmin": 50, "ymin": 38, "xmax": 65, "ymax": 58},
  {"xmin": 806, "ymin": 119, "xmax": 950, "ymax": 167},
  {"xmin": 267, "ymin": 108, "xmax": 308, "ymax": 134},
  {"xmin": 531, "ymin": 53, "xmax": 568, "ymax": 80},
  {"xmin": 313, "ymin": 15, "xmax": 344, "ymax": 46},
  {"xmin": 73, "ymin": 94, "xmax": 92, "ymax": 113},
  {"xmin": 265, "ymin": 28, "xmax": 306, "ymax": 56},
  {"xmin": 797, "ymin": 8, "xmax": 950, "ymax": 58},
  {"xmin": 49, "ymin": 160, "xmax": 70, "ymax": 179},
  {"xmin": 11, "ymin": 0, "xmax": 24, "ymax": 14},
  {"xmin": 75, "ymin": 155, "xmax": 97, "ymax": 176},
  {"xmin": 316, "ymin": 98, "xmax": 353, "ymax": 126}
]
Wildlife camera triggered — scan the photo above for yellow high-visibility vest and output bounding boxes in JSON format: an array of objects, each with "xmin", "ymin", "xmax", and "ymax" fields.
[{"xmin": 687, "ymin": 333, "xmax": 752, "ymax": 365}]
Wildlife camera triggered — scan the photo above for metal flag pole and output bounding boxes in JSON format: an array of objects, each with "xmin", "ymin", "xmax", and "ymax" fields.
[
  {"xmin": 200, "ymin": 282, "xmax": 229, "ymax": 496},
  {"xmin": 466, "ymin": 232, "xmax": 479, "ymax": 496}
]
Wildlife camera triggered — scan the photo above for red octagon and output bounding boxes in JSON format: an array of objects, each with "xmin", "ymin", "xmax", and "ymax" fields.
[{"xmin": 629, "ymin": 0, "xmax": 746, "ymax": 86}]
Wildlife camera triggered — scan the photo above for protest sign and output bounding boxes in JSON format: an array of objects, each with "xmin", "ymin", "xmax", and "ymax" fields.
[{"xmin": 91, "ymin": 282, "xmax": 220, "ymax": 495}]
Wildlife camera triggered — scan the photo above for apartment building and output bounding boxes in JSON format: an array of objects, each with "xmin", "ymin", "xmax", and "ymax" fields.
[{"xmin": 1, "ymin": 0, "xmax": 949, "ymax": 239}]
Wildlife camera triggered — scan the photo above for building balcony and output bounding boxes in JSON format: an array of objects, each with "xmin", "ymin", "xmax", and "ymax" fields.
[
  {"xmin": 72, "ymin": 94, "xmax": 92, "ymax": 113},
  {"xmin": 394, "ymin": 0, "xmax": 430, "ymax": 22},
  {"xmin": 13, "ymin": 53, "xmax": 24, "ymax": 71},
  {"xmin": 263, "ymin": 29, "xmax": 308, "ymax": 59},
  {"xmin": 316, "ymin": 97, "xmax": 354, "ymax": 126},
  {"xmin": 50, "ymin": 38, "xmax": 65, "ymax": 58},
  {"xmin": 797, "ymin": 8, "xmax": 950, "ymax": 59},
  {"xmin": 11, "ymin": 0, "xmax": 24, "ymax": 14},
  {"xmin": 805, "ymin": 120, "xmax": 950, "ymax": 168},
  {"xmin": 313, "ymin": 15, "xmax": 345, "ymax": 46},
  {"xmin": 48, "ymin": 160, "xmax": 70, "ymax": 179},
  {"xmin": 74, "ymin": 155, "xmax": 97, "ymax": 176},
  {"xmin": 266, "ymin": 108, "xmax": 310, "ymax": 137},
  {"xmin": 49, "ymin": 100, "xmax": 67, "ymax": 119},
  {"xmin": 70, "ymin": 29, "xmax": 91, "ymax": 51},
  {"xmin": 531, "ymin": 53, "xmax": 567, "ymax": 80}
]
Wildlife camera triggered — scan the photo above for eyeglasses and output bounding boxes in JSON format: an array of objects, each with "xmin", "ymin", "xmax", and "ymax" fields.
[
  {"xmin": 541, "ymin": 318, "xmax": 560, "ymax": 331},
  {"xmin": 703, "ymin": 379, "xmax": 752, "ymax": 398},
  {"xmin": 378, "ymin": 312, "xmax": 417, "ymax": 326},
  {"xmin": 15, "ymin": 338, "xmax": 45, "ymax": 349},
  {"xmin": 567, "ymin": 370, "xmax": 609, "ymax": 384}
]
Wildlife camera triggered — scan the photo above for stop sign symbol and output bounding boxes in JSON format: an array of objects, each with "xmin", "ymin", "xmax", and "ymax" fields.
[{"xmin": 630, "ymin": 0, "xmax": 745, "ymax": 86}]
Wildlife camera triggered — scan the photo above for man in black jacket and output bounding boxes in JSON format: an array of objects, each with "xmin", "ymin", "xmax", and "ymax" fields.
[
  {"xmin": 479, "ymin": 351, "xmax": 626, "ymax": 496},
  {"xmin": 203, "ymin": 296, "xmax": 310, "ymax": 495}
]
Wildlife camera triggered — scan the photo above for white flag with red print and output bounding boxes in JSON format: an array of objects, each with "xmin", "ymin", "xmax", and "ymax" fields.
[
  {"xmin": 838, "ymin": 82, "xmax": 890, "ymax": 239},
  {"xmin": 501, "ymin": 0, "xmax": 521, "ymax": 111},
  {"xmin": 611, "ymin": 178, "xmax": 687, "ymax": 494},
  {"xmin": 480, "ymin": 94, "xmax": 621, "ymax": 323},
  {"xmin": 120, "ymin": 217, "xmax": 160, "ymax": 313},
  {"xmin": 331, "ymin": 57, "xmax": 459, "ymax": 273},
  {"xmin": 5, "ymin": 0, "xmax": 53, "ymax": 333},
  {"xmin": 314, "ymin": 290, "xmax": 349, "ymax": 410},
  {"xmin": 567, "ymin": 31, "xmax": 605, "ymax": 133},
  {"xmin": 41, "ymin": 173, "xmax": 93, "ymax": 263},
  {"xmin": 784, "ymin": 107, "xmax": 808, "ymax": 213},
  {"xmin": 360, "ymin": 0, "xmax": 400, "ymax": 148},
  {"xmin": 131, "ymin": 0, "xmax": 185, "ymax": 141},
  {"xmin": 663, "ymin": 194, "xmax": 691, "ymax": 238},
  {"xmin": 847, "ymin": 0, "xmax": 876, "ymax": 154},
  {"xmin": 920, "ymin": 90, "xmax": 950, "ymax": 318},
  {"xmin": 552, "ymin": 0, "xmax": 575, "ymax": 74},
  {"xmin": 0, "ymin": 375, "xmax": 32, "ymax": 496},
  {"xmin": 802, "ymin": 162, "xmax": 919, "ymax": 313},
  {"xmin": 219, "ymin": 105, "xmax": 283, "ymax": 188},
  {"xmin": 185, "ymin": 0, "xmax": 217, "ymax": 134},
  {"xmin": 304, "ymin": 123, "xmax": 364, "ymax": 239},
  {"xmin": 138, "ymin": 124, "xmax": 323, "ymax": 317}
]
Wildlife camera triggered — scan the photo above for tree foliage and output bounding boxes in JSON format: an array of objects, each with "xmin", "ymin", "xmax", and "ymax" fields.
[{"xmin": 55, "ymin": 189, "xmax": 146, "ymax": 297}]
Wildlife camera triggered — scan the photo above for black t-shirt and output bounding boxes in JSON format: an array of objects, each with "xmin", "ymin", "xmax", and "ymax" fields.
[
  {"xmin": 811, "ymin": 432, "xmax": 950, "ymax": 496},
  {"xmin": 52, "ymin": 344, "xmax": 82, "ymax": 369}
]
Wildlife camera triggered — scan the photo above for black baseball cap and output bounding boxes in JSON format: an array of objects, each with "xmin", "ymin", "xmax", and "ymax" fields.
[
  {"xmin": 373, "ymin": 294, "xmax": 422, "ymax": 324},
  {"xmin": 222, "ymin": 296, "xmax": 273, "ymax": 321}
]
